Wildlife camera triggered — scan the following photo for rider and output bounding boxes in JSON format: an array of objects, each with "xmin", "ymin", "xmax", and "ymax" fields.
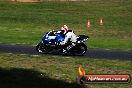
[{"xmin": 59, "ymin": 24, "xmax": 78, "ymax": 53}]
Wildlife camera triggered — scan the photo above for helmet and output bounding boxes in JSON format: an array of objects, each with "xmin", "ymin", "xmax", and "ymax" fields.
[{"xmin": 60, "ymin": 24, "xmax": 69, "ymax": 34}]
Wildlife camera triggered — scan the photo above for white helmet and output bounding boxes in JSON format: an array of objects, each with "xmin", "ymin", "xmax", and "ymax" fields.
[{"xmin": 60, "ymin": 24, "xmax": 69, "ymax": 34}]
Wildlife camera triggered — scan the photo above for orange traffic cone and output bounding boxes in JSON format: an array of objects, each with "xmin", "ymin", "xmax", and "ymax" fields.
[
  {"xmin": 100, "ymin": 18, "xmax": 103, "ymax": 26},
  {"xmin": 87, "ymin": 20, "xmax": 91, "ymax": 28}
]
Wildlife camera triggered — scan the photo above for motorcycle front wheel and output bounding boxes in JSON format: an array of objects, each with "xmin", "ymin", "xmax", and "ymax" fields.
[{"xmin": 36, "ymin": 43, "xmax": 48, "ymax": 54}]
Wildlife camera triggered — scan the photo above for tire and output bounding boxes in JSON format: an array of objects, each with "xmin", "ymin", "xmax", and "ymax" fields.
[
  {"xmin": 36, "ymin": 43, "xmax": 48, "ymax": 54},
  {"xmin": 71, "ymin": 43, "xmax": 87, "ymax": 56}
]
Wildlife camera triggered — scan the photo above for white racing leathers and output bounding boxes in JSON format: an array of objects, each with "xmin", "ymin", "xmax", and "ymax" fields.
[{"xmin": 60, "ymin": 30, "xmax": 77, "ymax": 53}]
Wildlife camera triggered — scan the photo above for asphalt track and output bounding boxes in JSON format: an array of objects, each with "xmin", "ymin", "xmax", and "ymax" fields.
[{"xmin": 0, "ymin": 44, "xmax": 132, "ymax": 61}]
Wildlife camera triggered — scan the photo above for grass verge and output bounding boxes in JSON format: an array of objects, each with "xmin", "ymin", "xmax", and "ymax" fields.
[{"xmin": 0, "ymin": 53, "xmax": 132, "ymax": 88}]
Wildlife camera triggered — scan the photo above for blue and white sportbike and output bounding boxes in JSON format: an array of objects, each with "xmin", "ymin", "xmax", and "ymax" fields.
[{"xmin": 36, "ymin": 31, "xmax": 89, "ymax": 56}]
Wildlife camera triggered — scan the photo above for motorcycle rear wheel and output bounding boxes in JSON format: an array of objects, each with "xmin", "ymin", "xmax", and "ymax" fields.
[{"xmin": 70, "ymin": 43, "xmax": 87, "ymax": 56}]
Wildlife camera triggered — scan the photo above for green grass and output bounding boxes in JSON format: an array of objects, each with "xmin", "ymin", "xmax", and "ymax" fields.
[
  {"xmin": 0, "ymin": 0, "xmax": 132, "ymax": 50},
  {"xmin": 0, "ymin": 53, "xmax": 132, "ymax": 88}
]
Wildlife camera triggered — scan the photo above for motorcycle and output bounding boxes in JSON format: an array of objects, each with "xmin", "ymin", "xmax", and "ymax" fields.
[{"xmin": 36, "ymin": 31, "xmax": 89, "ymax": 56}]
